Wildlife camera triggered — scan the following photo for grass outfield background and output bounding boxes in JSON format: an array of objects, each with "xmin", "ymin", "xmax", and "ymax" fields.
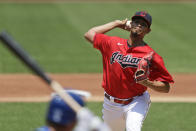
[
  {"xmin": 0, "ymin": 2, "xmax": 195, "ymax": 73},
  {"xmin": 0, "ymin": 102, "xmax": 196, "ymax": 131},
  {"xmin": 0, "ymin": 2, "xmax": 196, "ymax": 131}
]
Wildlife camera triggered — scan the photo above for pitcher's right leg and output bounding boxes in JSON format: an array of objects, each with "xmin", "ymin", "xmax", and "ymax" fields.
[{"xmin": 102, "ymin": 98, "xmax": 126, "ymax": 131}]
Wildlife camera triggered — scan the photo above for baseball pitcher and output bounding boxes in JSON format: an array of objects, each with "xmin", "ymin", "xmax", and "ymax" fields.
[{"xmin": 84, "ymin": 11, "xmax": 174, "ymax": 131}]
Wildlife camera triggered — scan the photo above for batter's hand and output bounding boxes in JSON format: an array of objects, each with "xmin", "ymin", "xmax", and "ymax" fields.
[
  {"xmin": 134, "ymin": 51, "xmax": 154, "ymax": 83},
  {"xmin": 75, "ymin": 108, "xmax": 111, "ymax": 131}
]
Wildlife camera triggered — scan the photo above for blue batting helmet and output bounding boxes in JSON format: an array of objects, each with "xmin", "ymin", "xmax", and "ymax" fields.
[{"xmin": 46, "ymin": 92, "xmax": 85, "ymax": 126}]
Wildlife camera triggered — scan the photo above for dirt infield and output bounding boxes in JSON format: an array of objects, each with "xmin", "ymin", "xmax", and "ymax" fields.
[{"xmin": 0, "ymin": 73, "xmax": 195, "ymax": 102}]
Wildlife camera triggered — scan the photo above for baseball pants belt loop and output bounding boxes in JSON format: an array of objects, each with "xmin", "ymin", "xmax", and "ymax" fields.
[{"xmin": 104, "ymin": 93, "xmax": 133, "ymax": 105}]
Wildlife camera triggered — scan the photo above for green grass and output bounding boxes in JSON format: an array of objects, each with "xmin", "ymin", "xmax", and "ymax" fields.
[
  {"xmin": 0, "ymin": 103, "xmax": 47, "ymax": 131},
  {"xmin": 144, "ymin": 103, "xmax": 196, "ymax": 131},
  {"xmin": 0, "ymin": 102, "xmax": 196, "ymax": 131},
  {"xmin": 0, "ymin": 3, "xmax": 196, "ymax": 73}
]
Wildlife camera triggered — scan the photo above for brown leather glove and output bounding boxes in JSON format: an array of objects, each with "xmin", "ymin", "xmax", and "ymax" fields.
[{"xmin": 134, "ymin": 51, "xmax": 154, "ymax": 83}]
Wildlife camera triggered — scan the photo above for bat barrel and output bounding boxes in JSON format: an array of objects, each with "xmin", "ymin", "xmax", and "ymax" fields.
[{"xmin": 0, "ymin": 31, "xmax": 52, "ymax": 84}]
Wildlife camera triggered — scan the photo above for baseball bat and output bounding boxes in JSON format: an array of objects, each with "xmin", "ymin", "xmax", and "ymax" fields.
[{"xmin": 0, "ymin": 31, "xmax": 82, "ymax": 112}]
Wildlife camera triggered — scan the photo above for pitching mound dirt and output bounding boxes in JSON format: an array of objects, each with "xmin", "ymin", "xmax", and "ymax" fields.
[{"xmin": 0, "ymin": 73, "xmax": 195, "ymax": 102}]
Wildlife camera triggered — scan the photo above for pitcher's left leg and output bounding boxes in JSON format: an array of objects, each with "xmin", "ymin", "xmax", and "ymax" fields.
[{"xmin": 125, "ymin": 91, "xmax": 151, "ymax": 131}]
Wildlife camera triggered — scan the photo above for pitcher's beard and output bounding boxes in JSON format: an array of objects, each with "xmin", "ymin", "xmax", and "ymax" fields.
[
  {"xmin": 132, "ymin": 32, "xmax": 139, "ymax": 37},
  {"xmin": 131, "ymin": 29, "xmax": 142, "ymax": 37}
]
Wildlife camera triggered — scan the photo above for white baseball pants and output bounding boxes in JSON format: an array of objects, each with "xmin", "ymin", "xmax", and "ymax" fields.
[{"xmin": 102, "ymin": 91, "xmax": 151, "ymax": 131}]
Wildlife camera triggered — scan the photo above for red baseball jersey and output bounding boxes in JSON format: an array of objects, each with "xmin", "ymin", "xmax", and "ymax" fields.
[{"xmin": 93, "ymin": 33, "xmax": 174, "ymax": 99}]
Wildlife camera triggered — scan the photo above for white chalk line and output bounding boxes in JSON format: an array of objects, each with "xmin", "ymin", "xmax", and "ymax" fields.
[{"xmin": 1, "ymin": 96, "xmax": 196, "ymax": 103}]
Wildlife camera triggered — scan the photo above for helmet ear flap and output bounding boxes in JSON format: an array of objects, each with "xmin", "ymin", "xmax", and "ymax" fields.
[{"xmin": 47, "ymin": 92, "xmax": 85, "ymax": 126}]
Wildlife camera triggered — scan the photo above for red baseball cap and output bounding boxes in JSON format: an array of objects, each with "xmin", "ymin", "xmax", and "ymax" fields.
[{"xmin": 132, "ymin": 11, "xmax": 152, "ymax": 28}]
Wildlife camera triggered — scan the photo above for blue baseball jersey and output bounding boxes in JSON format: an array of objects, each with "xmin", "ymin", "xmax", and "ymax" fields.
[{"xmin": 35, "ymin": 126, "xmax": 50, "ymax": 131}]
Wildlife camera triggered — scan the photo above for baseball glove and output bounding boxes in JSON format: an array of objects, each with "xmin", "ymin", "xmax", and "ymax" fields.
[{"xmin": 134, "ymin": 51, "xmax": 154, "ymax": 83}]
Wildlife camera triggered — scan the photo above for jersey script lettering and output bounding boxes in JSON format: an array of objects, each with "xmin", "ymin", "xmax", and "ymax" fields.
[{"xmin": 110, "ymin": 51, "xmax": 141, "ymax": 68}]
